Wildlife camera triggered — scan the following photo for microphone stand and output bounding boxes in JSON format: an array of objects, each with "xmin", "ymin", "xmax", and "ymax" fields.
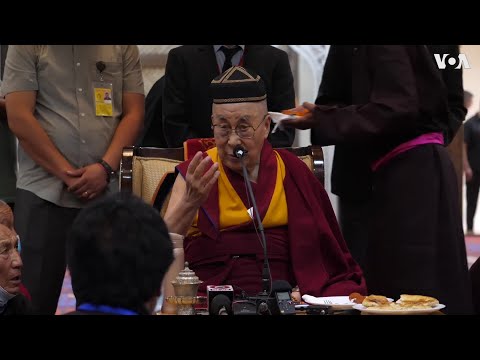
[{"xmin": 238, "ymin": 155, "xmax": 272, "ymax": 314}]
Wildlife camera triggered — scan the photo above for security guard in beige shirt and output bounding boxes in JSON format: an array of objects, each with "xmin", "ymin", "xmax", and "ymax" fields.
[{"xmin": 1, "ymin": 45, "xmax": 145, "ymax": 314}]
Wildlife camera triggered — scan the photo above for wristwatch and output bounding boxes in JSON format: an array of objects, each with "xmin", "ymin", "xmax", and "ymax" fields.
[{"xmin": 98, "ymin": 159, "xmax": 117, "ymax": 183}]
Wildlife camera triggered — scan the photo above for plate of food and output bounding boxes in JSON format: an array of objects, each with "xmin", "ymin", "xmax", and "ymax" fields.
[
  {"xmin": 353, "ymin": 294, "xmax": 445, "ymax": 315},
  {"xmin": 352, "ymin": 303, "xmax": 445, "ymax": 315}
]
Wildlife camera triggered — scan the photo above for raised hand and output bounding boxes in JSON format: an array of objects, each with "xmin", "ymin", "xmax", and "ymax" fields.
[{"xmin": 183, "ymin": 152, "xmax": 220, "ymax": 208}]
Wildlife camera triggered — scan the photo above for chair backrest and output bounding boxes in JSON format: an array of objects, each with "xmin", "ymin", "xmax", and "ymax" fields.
[
  {"xmin": 120, "ymin": 147, "xmax": 183, "ymax": 215},
  {"xmin": 120, "ymin": 144, "xmax": 324, "ymax": 214},
  {"xmin": 183, "ymin": 137, "xmax": 217, "ymax": 160},
  {"xmin": 283, "ymin": 145, "xmax": 324, "ymax": 186},
  {"xmin": 182, "ymin": 138, "xmax": 324, "ymax": 184}
]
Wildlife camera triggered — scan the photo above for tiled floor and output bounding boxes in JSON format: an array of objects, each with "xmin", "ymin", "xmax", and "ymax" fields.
[
  {"xmin": 466, "ymin": 235, "xmax": 480, "ymax": 268},
  {"xmin": 55, "ymin": 269, "xmax": 165, "ymax": 314},
  {"xmin": 55, "ymin": 269, "xmax": 75, "ymax": 315}
]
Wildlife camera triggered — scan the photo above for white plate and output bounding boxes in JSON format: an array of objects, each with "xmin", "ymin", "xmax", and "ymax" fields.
[
  {"xmin": 352, "ymin": 303, "xmax": 446, "ymax": 315},
  {"xmin": 301, "ymin": 295, "xmax": 357, "ymax": 310},
  {"xmin": 268, "ymin": 112, "xmax": 296, "ymax": 134}
]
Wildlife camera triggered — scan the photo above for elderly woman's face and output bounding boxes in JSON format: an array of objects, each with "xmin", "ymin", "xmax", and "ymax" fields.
[
  {"xmin": 0, "ymin": 225, "xmax": 22, "ymax": 295},
  {"xmin": 212, "ymin": 102, "xmax": 271, "ymax": 174}
]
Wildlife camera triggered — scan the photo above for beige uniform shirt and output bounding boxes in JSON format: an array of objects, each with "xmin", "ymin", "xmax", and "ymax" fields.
[{"xmin": 1, "ymin": 45, "xmax": 144, "ymax": 208}]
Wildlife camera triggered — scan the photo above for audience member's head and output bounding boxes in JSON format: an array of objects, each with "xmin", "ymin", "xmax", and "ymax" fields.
[
  {"xmin": 67, "ymin": 192, "xmax": 174, "ymax": 315},
  {"xmin": 464, "ymin": 90, "xmax": 473, "ymax": 110},
  {"xmin": 0, "ymin": 201, "xmax": 14, "ymax": 231},
  {"xmin": 0, "ymin": 224, "xmax": 22, "ymax": 296},
  {"xmin": 210, "ymin": 66, "xmax": 271, "ymax": 174}
]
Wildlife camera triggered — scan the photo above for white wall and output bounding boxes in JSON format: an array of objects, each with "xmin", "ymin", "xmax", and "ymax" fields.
[
  {"xmin": 295, "ymin": 50, "xmax": 338, "ymax": 213},
  {"xmin": 462, "ymin": 45, "xmax": 480, "ymax": 118},
  {"xmin": 138, "ymin": 45, "xmax": 179, "ymax": 94},
  {"xmin": 459, "ymin": 46, "xmax": 480, "ymax": 233}
]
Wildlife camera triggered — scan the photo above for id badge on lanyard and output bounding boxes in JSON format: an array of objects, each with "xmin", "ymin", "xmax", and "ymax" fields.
[{"xmin": 93, "ymin": 61, "xmax": 113, "ymax": 117}]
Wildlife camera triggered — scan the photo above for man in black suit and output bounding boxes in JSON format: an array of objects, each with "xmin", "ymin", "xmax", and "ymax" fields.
[
  {"xmin": 163, "ymin": 45, "xmax": 295, "ymax": 148},
  {"xmin": 137, "ymin": 76, "xmax": 167, "ymax": 147}
]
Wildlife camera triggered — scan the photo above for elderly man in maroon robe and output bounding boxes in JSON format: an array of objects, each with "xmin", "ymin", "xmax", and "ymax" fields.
[{"xmin": 161, "ymin": 66, "xmax": 366, "ymax": 314}]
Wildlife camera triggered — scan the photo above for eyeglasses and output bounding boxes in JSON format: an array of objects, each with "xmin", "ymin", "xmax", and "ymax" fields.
[{"xmin": 211, "ymin": 114, "xmax": 268, "ymax": 139}]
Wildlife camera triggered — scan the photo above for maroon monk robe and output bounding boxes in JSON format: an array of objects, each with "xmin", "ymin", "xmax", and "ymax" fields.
[{"xmin": 175, "ymin": 141, "xmax": 367, "ymax": 297}]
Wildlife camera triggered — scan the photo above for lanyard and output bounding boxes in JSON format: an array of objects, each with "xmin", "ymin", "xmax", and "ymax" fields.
[{"xmin": 77, "ymin": 303, "xmax": 138, "ymax": 315}]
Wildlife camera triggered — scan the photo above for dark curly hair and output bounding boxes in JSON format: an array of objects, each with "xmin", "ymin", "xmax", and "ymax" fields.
[{"xmin": 67, "ymin": 192, "xmax": 174, "ymax": 314}]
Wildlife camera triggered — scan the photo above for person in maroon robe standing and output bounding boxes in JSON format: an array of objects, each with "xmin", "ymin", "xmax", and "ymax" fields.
[{"xmin": 283, "ymin": 45, "xmax": 473, "ymax": 314}]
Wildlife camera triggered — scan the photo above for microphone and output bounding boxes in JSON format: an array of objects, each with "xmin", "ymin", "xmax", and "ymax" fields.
[
  {"xmin": 233, "ymin": 145, "xmax": 248, "ymax": 159},
  {"xmin": 232, "ymin": 300, "xmax": 257, "ymax": 315},
  {"xmin": 233, "ymin": 145, "xmax": 272, "ymax": 309},
  {"xmin": 272, "ymin": 280, "xmax": 292, "ymax": 293},
  {"xmin": 207, "ymin": 285, "xmax": 234, "ymax": 313},
  {"xmin": 210, "ymin": 294, "xmax": 232, "ymax": 315},
  {"xmin": 271, "ymin": 280, "xmax": 295, "ymax": 315},
  {"xmin": 96, "ymin": 61, "xmax": 106, "ymax": 73}
]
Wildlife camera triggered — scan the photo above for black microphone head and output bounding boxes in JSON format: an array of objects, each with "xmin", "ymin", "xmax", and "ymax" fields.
[
  {"xmin": 210, "ymin": 294, "xmax": 232, "ymax": 315},
  {"xmin": 272, "ymin": 280, "xmax": 292, "ymax": 293},
  {"xmin": 233, "ymin": 145, "xmax": 248, "ymax": 159},
  {"xmin": 96, "ymin": 61, "xmax": 106, "ymax": 73}
]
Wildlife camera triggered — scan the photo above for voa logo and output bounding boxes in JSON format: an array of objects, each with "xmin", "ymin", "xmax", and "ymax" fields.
[{"xmin": 434, "ymin": 53, "xmax": 471, "ymax": 69}]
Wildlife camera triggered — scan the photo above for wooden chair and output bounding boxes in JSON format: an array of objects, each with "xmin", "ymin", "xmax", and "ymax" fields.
[
  {"xmin": 120, "ymin": 146, "xmax": 183, "ymax": 216},
  {"xmin": 120, "ymin": 145, "xmax": 324, "ymax": 214}
]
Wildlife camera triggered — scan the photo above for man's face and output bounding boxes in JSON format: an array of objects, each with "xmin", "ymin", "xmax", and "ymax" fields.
[
  {"xmin": 0, "ymin": 225, "xmax": 22, "ymax": 294},
  {"xmin": 212, "ymin": 102, "xmax": 271, "ymax": 174}
]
